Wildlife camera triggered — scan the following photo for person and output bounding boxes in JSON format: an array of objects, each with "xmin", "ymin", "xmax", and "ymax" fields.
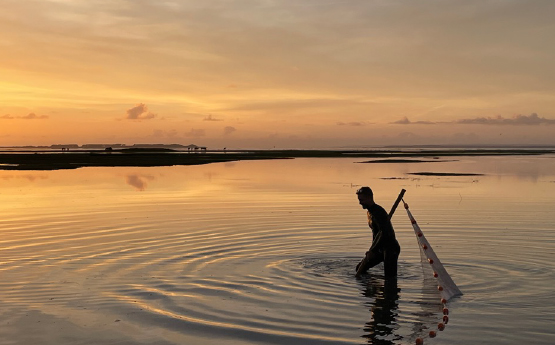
[{"xmin": 355, "ymin": 187, "xmax": 400, "ymax": 278}]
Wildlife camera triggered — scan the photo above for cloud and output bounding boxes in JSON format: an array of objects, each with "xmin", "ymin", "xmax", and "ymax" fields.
[
  {"xmin": 391, "ymin": 117, "xmax": 410, "ymax": 124},
  {"xmin": 184, "ymin": 128, "xmax": 206, "ymax": 137},
  {"xmin": 126, "ymin": 104, "xmax": 147, "ymax": 119},
  {"xmin": 224, "ymin": 126, "xmax": 237, "ymax": 135},
  {"xmin": 1, "ymin": 113, "xmax": 48, "ymax": 120},
  {"xmin": 390, "ymin": 117, "xmax": 436, "ymax": 125},
  {"xmin": 393, "ymin": 113, "xmax": 555, "ymax": 126},
  {"xmin": 456, "ymin": 113, "xmax": 555, "ymax": 125},
  {"xmin": 337, "ymin": 121, "xmax": 366, "ymax": 126},
  {"xmin": 203, "ymin": 114, "xmax": 222, "ymax": 121},
  {"xmin": 228, "ymin": 98, "xmax": 375, "ymax": 113},
  {"xmin": 22, "ymin": 113, "xmax": 49, "ymax": 119},
  {"xmin": 125, "ymin": 103, "xmax": 157, "ymax": 120}
]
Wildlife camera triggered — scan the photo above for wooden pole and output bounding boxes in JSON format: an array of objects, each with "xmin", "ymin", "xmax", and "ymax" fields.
[
  {"xmin": 388, "ymin": 189, "xmax": 406, "ymax": 219},
  {"xmin": 356, "ymin": 188, "xmax": 406, "ymax": 277}
]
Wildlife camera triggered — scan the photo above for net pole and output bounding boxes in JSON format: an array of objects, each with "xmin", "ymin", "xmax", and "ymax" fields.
[{"xmin": 388, "ymin": 189, "xmax": 406, "ymax": 219}]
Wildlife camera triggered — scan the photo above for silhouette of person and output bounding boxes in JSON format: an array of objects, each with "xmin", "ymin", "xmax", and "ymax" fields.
[{"xmin": 355, "ymin": 187, "xmax": 401, "ymax": 278}]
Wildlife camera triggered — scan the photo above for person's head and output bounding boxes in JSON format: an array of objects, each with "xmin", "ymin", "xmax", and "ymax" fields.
[{"xmin": 356, "ymin": 186, "xmax": 375, "ymax": 209}]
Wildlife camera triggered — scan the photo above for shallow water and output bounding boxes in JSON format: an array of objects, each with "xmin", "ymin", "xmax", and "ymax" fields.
[{"xmin": 1, "ymin": 156, "xmax": 554, "ymax": 345}]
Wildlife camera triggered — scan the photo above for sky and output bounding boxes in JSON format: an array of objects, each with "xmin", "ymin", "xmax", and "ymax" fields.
[{"xmin": 1, "ymin": 0, "xmax": 555, "ymax": 148}]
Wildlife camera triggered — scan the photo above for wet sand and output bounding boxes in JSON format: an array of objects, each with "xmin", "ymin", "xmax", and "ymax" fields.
[{"xmin": 1, "ymin": 148, "xmax": 553, "ymax": 170}]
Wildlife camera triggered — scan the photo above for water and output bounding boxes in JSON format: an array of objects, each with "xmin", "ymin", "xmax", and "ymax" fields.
[{"xmin": 1, "ymin": 156, "xmax": 554, "ymax": 344}]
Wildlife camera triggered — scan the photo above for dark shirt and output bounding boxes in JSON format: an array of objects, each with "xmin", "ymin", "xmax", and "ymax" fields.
[{"xmin": 367, "ymin": 204, "xmax": 399, "ymax": 253}]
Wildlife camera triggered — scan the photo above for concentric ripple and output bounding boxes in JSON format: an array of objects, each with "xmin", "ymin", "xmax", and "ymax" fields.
[{"xmin": 1, "ymin": 159, "xmax": 555, "ymax": 345}]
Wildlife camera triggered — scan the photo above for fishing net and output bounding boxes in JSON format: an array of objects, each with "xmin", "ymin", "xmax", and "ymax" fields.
[{"xmin": 403, "ymin": 202, "xmax": 462, "ymax": 301}]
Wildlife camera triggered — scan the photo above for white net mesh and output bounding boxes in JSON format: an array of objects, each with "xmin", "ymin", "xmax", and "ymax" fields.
[{"xmin": 404, "ymin": 202, "xmax": 463, "ymax": 301}]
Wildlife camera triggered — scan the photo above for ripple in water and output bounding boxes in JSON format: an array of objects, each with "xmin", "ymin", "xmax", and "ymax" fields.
[{"xmin": 1, "ymin": 159, "xmax": 555, "ymax": 345}]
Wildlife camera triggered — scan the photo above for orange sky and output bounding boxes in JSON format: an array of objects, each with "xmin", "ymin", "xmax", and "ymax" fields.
[{"xmin": 1, "ymin": 1, "xmax": 555, "ymax": 148}]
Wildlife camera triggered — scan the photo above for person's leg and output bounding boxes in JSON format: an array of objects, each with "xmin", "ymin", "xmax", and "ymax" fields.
[
  {"xmin": 384, "ymin": 247, "xmax": 400, "ymax": 278},
  {"xmin": 356, "ymin": 250, "xmax": 383, "ymax": 275}
]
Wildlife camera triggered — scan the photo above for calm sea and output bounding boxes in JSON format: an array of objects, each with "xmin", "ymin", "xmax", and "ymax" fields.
[{"xmin": 1, "ymin": 156, "xmax": 554, "ymax": 345}]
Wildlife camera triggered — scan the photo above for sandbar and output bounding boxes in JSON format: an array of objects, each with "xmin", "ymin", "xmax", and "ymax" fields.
[{"xmin": 0, "ymin": 148, "xmax": 553, "ymax": 171}]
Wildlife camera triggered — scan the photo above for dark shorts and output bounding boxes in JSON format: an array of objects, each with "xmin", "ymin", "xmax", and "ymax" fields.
[{"xmin": 356, "ymin": 244, "xmax": 400, "ymax": 278}]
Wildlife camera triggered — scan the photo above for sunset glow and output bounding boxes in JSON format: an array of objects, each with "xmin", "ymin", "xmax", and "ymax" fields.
[{"xmin": 1, "ymin": 1, "xmax": 554, "ymax": 148}]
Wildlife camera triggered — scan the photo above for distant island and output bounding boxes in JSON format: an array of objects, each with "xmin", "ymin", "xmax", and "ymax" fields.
[{"xmin": 0, "ymin": 143, "xmax": 204, "ymax": 150}]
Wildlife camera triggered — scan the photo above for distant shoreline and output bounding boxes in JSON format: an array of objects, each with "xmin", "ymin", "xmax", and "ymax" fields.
[{"xmin": 0, "ymin": 148, "xmax": 553, "ymax": 171}]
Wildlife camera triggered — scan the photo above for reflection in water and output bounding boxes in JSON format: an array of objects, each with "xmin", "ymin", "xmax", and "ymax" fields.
[
  {"xmin": 125, "ymin": 174, "xmax": 155, "ymax": 191},
  {"xmin": 1, "ymin": 157, "xmax": 555, "ymax": 345},
  {"xmin": 203, "ymin": 171, "xmax": 217, "ymax": 181},
  {"xmin": 411, "ymin": 266, "xmax": 446, "ymax": 341},
  {"xmin": 0, "ymin": 174, "xmax": 48, "ymax": 182},
  {"xmin": 360, "ymin": 277, "xmax": 401, "ymax": 344}
]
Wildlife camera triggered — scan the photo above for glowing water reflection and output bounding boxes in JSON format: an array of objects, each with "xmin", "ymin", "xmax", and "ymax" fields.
[{"xmin": 0, "ymin": 156, "xmax": 554, "ymax": 344}]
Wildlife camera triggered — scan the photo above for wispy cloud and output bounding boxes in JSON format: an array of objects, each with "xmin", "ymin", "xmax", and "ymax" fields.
[
  {"xmin": 456, "ymin": 113, "xmax": 555, "ymax": 125},
  {"xmin": 337, "ymin": 121, "xmax": 366, "ymax": 126},
  {"xmin": 22, "ymin": 113, "xmax": 49, "ymax": 119},
  {"xmin": 184, "ymin": 128, "xmax": 206, "ymax": 137},
  {"xmin": 224, "ymin": 126, "xmax": 237, "ymax": 135},
  {"xmin": 391, "ymin": 113, "xmax": 555, "ymax": 126},
  {"xmin": 1, "ymin": 113, "xmax": 48, "ymax": 120},
  {"xmin": 390, "ymin": 117, "xmax": 436, "ymax": 125},
  {"xmin": 125, "ymin": 103, "xmax": 157, "ymax": 120},
  {"xmin": 203, "ymin": 114, "xmax": 222, "ymax": 121},
  {"xmin": 229, "ymin": 98, "xmax": 375, "ymax": 112}
]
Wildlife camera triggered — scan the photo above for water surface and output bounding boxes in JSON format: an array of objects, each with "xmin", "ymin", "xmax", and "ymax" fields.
[{"xmin": 1, "ymin": 156, "xmax": 554, "ymax": 344}]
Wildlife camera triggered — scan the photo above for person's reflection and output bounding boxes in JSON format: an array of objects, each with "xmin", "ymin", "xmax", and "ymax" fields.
[{"xmin": 359, "ymin": 276, "xmax": 401, "ymax": 344}]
